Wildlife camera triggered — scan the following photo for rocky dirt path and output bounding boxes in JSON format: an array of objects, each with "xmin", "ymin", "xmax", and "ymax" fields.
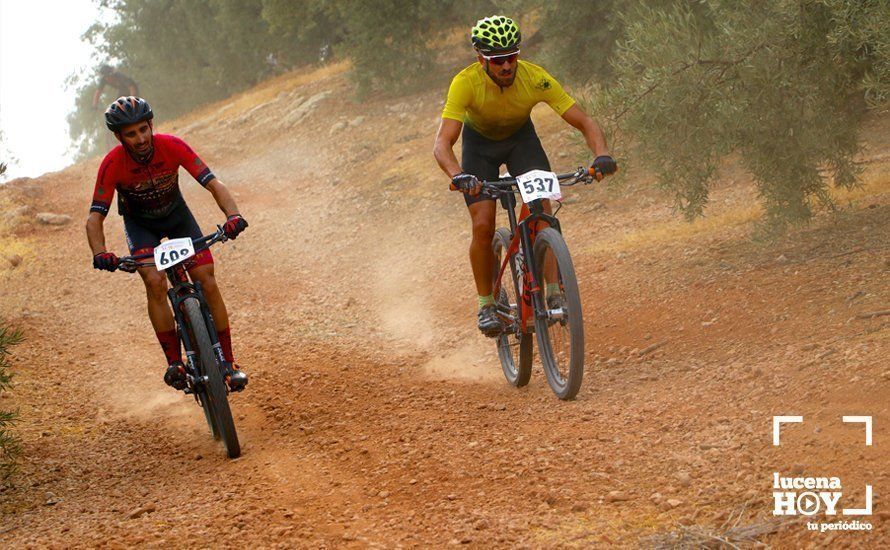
[{"xmin": 0, "ymin": 66, "xmax": 888, "ymax": 548}]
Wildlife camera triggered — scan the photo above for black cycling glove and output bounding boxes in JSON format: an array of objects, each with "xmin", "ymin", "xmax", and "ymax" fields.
[
  {"xmin": 450, "ymin": 172, "xmax": 479, "ymax": 191},
  {"xmin": 93, "ymin": 252, "xmax": 120, "ymax": 271},
  {"xmin": 591, "ymin": 155, "xmax": 618, "ymax": 177}
]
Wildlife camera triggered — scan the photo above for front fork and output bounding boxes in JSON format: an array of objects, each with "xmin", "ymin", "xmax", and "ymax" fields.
[{"xmin": 514, "ymin": 200, "xmax": 561, "ymax": 332}]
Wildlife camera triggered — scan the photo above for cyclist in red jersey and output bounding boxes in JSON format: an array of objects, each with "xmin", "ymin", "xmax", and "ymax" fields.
[
  {"xmin": 91, "ymin": 65, "xmax": 139, "ymax": 110},
  {"xmin": 85, "ymin": 96, "xmax": 249, "ymax": 392}
]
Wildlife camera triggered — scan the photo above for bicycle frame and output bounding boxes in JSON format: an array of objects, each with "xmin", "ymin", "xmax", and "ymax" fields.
[{"xmin": 492, "ymin": 193, "xmax": 562, "ymax": 333}]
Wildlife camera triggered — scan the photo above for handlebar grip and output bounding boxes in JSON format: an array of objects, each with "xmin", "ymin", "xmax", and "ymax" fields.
[
  {"xmin": 587, "ymin": 166, "xmax": 604, "ymax": 182},
  {"xmin": 588, "ymin": 165, "xmax": 619, "ymax": 182}
]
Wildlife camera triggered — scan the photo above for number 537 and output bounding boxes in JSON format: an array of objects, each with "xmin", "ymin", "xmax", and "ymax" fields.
[{"xmin": 523, "ymin": 177, "xmax": 555, "ymax": 194}]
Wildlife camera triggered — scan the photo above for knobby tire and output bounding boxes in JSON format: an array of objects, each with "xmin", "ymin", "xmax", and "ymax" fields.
[
  {"xmin": 532, "ymin": 228, "xmax": 584, "ymax": 400},
  {"xmin": 183, "ymin": 298, "xmax": 240, "ymax": 458}
]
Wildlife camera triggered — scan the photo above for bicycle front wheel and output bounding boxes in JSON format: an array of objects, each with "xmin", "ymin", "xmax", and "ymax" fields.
[
  {"xmin": 198, "ymin": 390, "xmax": 220, "ymax": 440},
  {"xmin": 493, "ymin": 227, "xmax": 532, "ymax": 387},
  {"xmin": 183, "ymin": 298, "xmax": 240, "ymax": 458},
  {"xmin": 532, "ymin": 228, "xmax": 585, "ymax": 400}
]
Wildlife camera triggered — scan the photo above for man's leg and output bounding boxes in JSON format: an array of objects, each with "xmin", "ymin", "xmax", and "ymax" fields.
[
  {"xmin": 187, "ymin": 263, "xmax": 232, "ymax": 360},
  {"xmin": 166, "ymin": 205, "xmax": 237, "ymax": 369},
  {"xmin": 467, "ymin": 199, "xmax": 498, "ymax": 297},
  {"xmin": 460, "ymin": 123, "xmax": 509, "ymax": 335},
  {"xmin": 125, "ymin": 213, "xmax": 180, "ymax": 368},
  {"xmin": 136, "ymin": 264, "xmax": 180, "ymax": 365},
  {"xmin": 467, "ymin": 198, "xmax": 504, "ymax": 336}
]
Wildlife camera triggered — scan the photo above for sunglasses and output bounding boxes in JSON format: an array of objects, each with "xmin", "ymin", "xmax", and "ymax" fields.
[{"xmin": 482, "ymin": 50, "xmax": 520, "ymax": 65}]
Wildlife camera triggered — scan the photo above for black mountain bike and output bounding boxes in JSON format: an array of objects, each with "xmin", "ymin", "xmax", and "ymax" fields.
[
  {"xmin": 117, "ymin": 227, "xmax": 240, "ymax": 458},
  {"xmin": 483, "ymin": 167, "xmax": 597, "ymax": 400}
]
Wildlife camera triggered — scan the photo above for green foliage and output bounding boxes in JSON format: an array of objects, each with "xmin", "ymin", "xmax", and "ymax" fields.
[
  {"xmin": 591, "ymin": 0, "xmax": 888, "ymax": 234},
  {"xmin": 0, "ymin": 324, "xmax": 23, "ymax": 483},
  {"xmin": 535, "ymin": 0, "xmax": 623, "ymax": 85},
  {"xmin": 332, "ymin": 0, "xmax": 453, "ymax": 98},
  {"xmin": 820, "ymin": 0, "xmax": 890, "ymax": 107},
  {"xmin": 66, "ymin": 0, "xmax": 887, "ymax": 235},
  {"xmin": 69, "ymin": 0, "xmax": 281, "ymax": 160},
  {"xmin": 68, "ymin": 0, "xmax": 504, "ymax": 149},
  {"xmin": 261, "ymin": 0, "xmax": 339, "ymax": 65},
  {"xmin": 66, "ymin": 71, "xmax": 106, "ymax": 161}
]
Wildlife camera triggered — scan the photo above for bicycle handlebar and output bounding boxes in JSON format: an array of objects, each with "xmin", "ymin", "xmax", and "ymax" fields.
[
  {"xmin": 116, "ymin": 225, "xmax": 227, "ymax": 273},
  {"xmin": 475, "ymin": 166, "xmax": 598, "ymax": 195}
]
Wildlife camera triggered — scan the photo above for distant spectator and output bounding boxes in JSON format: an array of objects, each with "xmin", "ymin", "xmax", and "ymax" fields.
[
  {"xmin": 319, "ymin": 44, "xmax": 332, "ymax": 65},
  {"xmin": 91, "ymin": 65, "xmax": 139, "ymax": 110}
]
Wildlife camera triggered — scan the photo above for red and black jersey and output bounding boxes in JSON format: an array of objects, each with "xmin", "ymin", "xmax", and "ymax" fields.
[{"xmin": 90, "ymin": 134, "xmax": 215, "ymax": 220}]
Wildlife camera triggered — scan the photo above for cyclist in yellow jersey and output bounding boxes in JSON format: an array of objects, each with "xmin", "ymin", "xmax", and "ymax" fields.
[{"xmin": 434, "ymin": 15, "xmax": 617, "ymax": 336}]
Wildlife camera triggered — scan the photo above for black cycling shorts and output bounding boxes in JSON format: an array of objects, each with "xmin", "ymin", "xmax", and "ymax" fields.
[
  {"xmin": 124, "ymin": 202, "xmax": 203, "ymax": 253},
  {"xmin": 460, "ymin": 119, "xmax": 552, "ymax": 206}
]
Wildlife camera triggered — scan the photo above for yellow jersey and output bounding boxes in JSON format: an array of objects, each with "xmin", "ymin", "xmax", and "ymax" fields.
[{"xmin": 441, "ymin": 60, "xmax": 576, "ymax": 141}]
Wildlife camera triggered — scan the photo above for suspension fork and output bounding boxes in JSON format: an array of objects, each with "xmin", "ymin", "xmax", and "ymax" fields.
[
  {"xmin": 518, "ymin": 200, "xmax": 563, "ymax": 326},
  {"xmin": 193, "ymin": 281, "xmax": 226, "ymax": 367}
]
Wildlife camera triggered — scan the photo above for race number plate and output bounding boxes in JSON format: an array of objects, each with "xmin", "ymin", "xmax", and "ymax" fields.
[
  {"xmin": 516, "ymin": 170, "xmax": 561, "ymax": 203},
  {"xmin": 153, "ymin": 237, "xmax": 196, "ymax": 270}
]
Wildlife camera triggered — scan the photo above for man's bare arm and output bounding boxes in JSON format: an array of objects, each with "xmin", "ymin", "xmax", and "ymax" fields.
[
  {"xmin": 86, "ymin": 211, "xmax": 108, "ymax": 254},
  {"xmin": 205, "ymin": 178, "xmax": 240, "ymax": 218},
  {"xmin": 561, "ymin": 104, "xmax": 609, "ymax": 157},
  {"xmin": 433, "ymin": 118, "xmax": 464, "ymax": 178}
]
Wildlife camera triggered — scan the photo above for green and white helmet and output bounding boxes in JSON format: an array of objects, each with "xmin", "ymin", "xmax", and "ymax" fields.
[{"xmin": 471, "ymin": 15, "xmax": 521, "ymax": 54}]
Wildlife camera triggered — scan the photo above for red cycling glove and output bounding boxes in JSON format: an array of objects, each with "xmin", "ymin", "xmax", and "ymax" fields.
[
  {"xmin": 223, "ymin": 214, "xmax": 248, "ymax": 240},
  {"xmin": 93, "ymin": 252, "xmax": 120, "ymax": 271}
]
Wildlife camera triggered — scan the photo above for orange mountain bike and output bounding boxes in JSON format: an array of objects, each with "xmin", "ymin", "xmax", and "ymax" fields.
[{"xmin": 483, "ymin": 167, "xmax": 598, "ymax": 400}]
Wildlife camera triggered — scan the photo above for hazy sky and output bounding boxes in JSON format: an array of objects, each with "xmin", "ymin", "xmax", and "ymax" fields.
[{"xmin": 0, "ymin": 0, "xmax": 104, "ymax": 180}]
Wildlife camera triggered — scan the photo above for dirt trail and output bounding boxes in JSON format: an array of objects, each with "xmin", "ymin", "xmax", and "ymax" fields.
[{"xmin": 1, "ymin": 63, "xmax": 888, "ymax": 547}]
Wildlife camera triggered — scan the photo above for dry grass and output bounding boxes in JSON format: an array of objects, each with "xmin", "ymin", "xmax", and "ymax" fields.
[
  {"xmin": 642, "ymin": 505, "xmax": 791, "ymax": 549},
  {"xmin": 0, "ymin": 237, "xmax": 31, "ymax": 262},
  {"xmin": 581, "ymin": 203, "xmax": 762, "ymax": 255}
]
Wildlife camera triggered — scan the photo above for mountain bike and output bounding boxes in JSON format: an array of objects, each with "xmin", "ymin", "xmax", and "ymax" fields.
[
  {"xmin": 483, "ymin": 167, "xmax": 598, "ymax": 400},
  {"xmin": 117, "ymin": 226, "xmax": 240, "ymax": 458}
]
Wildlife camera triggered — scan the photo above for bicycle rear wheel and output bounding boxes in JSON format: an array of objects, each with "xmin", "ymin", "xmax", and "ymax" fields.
[
  {"xmin": 183, "ymin": 298, "xmax": 240, "ymax": 458},
  {"xmin": 532, "ymin": 228, "xmax": 584, "ymax": 400},
  {"xmin": 493, "ymin": 227, "xmax": 532, "ymax": 387}
]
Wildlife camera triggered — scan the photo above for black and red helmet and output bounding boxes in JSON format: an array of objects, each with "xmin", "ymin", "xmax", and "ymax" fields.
[{"xmin": 105, "ymin": 96, "xmax": 153, "ymax": 132}]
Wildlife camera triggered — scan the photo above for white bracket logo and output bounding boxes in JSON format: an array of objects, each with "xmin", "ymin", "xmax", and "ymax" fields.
[
  {"xmin": 772, "ymin": 415, "xmax": 873, "ymax": 517},
  {"xmin": 773, "ymin": 415, "xmax": 803, "ymax": 446},
  {"xmin": 842, "ymin": 416, "xmax": 872, "ymax": 446}
]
